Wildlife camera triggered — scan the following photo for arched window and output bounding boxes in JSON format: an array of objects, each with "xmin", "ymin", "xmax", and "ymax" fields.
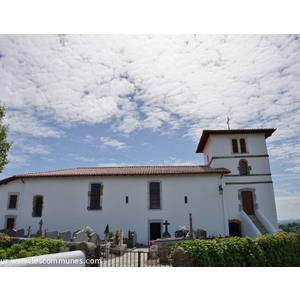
[
  {"xmin": 239, "ymin": 160, "xmax": 249, "ymax": 175},
  {"xmin": 232, "ymin": 139, "xmax": 238, "ymax": 153},
  {"xmin": 32, "ymin": 195, "xmax": 43, "ymax": 217},
  {"xmin": 240, "ymin": 139, "xmax": 247, "ymax": 153}
]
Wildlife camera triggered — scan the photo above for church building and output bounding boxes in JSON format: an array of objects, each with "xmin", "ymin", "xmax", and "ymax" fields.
[{"xmin": 0, "ymin": 128, "xmax": 278, "ymax": 245}]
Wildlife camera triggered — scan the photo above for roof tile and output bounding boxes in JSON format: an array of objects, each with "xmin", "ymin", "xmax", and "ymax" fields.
[{"xmin": 0, "ymin": 165, "xmax": 230, "ymax": 185}]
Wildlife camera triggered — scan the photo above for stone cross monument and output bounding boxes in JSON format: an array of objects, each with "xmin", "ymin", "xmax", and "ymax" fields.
[{"xmin": 162, "ymin": 220, "xmax": 171, "ymax": 238}]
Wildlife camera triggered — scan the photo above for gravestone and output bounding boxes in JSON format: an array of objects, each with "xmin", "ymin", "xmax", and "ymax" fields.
[
  {"xmin": 132, "ymin": 231, "xmax": 137, "ymax": 247},
  {"xmin": 27, "ymin": 226, "xmax": 32, "ymax": 238},
  {"xmin": 73, "ymin": 230, "xmax": 89, "ymax": 242},
  {"xmin": 89, "ymin": 232, "xmax": 100, "ymax": 246},
  {"xmin": 45, "ymin": 230, "xmax": 59, "ymax": 239},
  {"xmin": 59, "ymin": 231, "xmax": 72, "ymax": 241},
  {"xmin": 37, "ymin": 219, "xmax": 43, "ymax": 236},
  {"xmin": 162, "ymin": 220, "xmax": 171, "ymax": 238},
  {"xmin": 149, "ymin": 244, "xmax": 158, "ymax": 259},
  {"xmin": 105, "ymin": 242, "xmax": 111, "ymax": 258},
  {"xmin": 158, "ymin": 242, "xmax": 171, "ymax": 264},
  {"xmin": 4, "ymin": 229, "xmax": 16, "ymax": 237},
  {"xmin": 15, "ymin": 229, "xmax": 25, "ymax": 237},
  {"xmin": 189, "ymin": 213, "xmax": 193, "ymax": 239},
  {"xmin": 119, "ymin": 228, "xmax": 123, "ymax": 247}
]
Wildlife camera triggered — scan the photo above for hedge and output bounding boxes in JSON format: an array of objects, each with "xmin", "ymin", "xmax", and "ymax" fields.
[
  {"xmin": 0, "ymin": 233, "xmax": 66, "ymax": 260},
  {"xmin": 169, "ymin": 232, "xmax": 300, "ymax": 267}
]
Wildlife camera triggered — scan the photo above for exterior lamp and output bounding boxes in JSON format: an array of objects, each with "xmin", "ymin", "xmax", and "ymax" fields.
[{"xmin": 219, "ymin": 185, "xmax": 223, "ymax": 195}]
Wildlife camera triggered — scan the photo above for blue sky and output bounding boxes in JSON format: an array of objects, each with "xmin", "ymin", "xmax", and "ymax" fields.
[{"xmin": 0, "ymin": 34, "xmax": 300, "ymax": 221}]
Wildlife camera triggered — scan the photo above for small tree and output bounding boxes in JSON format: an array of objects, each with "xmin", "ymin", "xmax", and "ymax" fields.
[
  {"xmin": 0, "ymin": 103, "xmax": 13, "ymax": 173},
  {"xmin": 104, "ymin": 224, "xmax": 109, "ymax": 237}
]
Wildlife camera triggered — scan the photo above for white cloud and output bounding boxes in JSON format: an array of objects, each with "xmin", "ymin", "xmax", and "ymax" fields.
[
  {"xmin": 100, "ymin": 137, "xmax": 128, "ymax": 151},
  {"xmin": 1, "ymin": 34, "xmax": 300, "ymax": 173},
  {"xmin": 68, "ymin": 154, "xmax": 97, "ymax": 163}
]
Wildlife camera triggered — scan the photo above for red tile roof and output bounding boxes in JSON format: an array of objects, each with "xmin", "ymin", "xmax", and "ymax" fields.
[
  {"xmin": 0, "ymin": 165, "xmax": 230, "ymax": 185},
  {"xmin": 196, "ymin": 128, "xmax": 276, "ymax": 153}
]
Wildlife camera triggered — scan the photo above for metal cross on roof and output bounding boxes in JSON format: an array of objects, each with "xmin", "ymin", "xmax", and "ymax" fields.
[{"xmin": 227, "ymin": 117, "xmax": 230, "ymax": 130}]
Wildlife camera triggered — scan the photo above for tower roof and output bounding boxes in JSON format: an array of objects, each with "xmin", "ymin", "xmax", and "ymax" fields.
[{"xmin": 196, "ymin": 128, "xmax": 276, "ymax": 153}]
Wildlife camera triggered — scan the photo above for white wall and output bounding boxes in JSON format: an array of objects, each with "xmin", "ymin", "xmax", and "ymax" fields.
[{"xmin": 0, "ymin": 173, "xmax": 227, "ymax": 245}]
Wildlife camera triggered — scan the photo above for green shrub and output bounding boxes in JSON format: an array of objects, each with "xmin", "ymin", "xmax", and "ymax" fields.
[
  {"xmin": 0, "ymin": 236, "xmax": 66, "ymax": 260},
  {"xmin": 170, "ymin": 232, "xmax": 300, "ymax": 267},
  {"xmin": 0, "ymin": 233, "xmax": 11, "ymax": 249},
  {"xmin": 255, "ymin": 232, "xmax": 300, "ymax": 267}
]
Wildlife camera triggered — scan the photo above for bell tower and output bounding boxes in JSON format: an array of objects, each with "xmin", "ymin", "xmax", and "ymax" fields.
[{"xmin": 196, "ymin": 128, "xmax": 278, "ymax": 236}]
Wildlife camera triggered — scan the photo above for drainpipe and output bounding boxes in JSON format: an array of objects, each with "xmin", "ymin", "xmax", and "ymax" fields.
[
  {"xmin": 220, "ymin": 174, "xmax": 227, "ymax": 237},
  {"xmin": 17, "ymin": 178, "xmax": 26, "ymax": 228}
]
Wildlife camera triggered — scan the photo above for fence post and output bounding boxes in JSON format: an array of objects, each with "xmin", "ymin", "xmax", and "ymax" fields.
[
  {"xmin": 138, "ymin": 251, "xmax": 141, "ymax": 267},
  {"xmin": 96, "ymin": 245, "xmax": 101, "ymax": 267}
]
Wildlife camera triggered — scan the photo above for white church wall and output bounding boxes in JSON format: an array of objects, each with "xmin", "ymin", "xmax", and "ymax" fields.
[{"xmin": 0, "ymin": 173, "xmax": 227, "ymax": 244}]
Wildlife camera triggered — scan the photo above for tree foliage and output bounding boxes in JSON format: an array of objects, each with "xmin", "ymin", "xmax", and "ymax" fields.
[
  {"xmin": 279, "ymin": 222, "xmax": 300, "ymax": 234},
  {"xmin": 0, "ymin": 103, "xmax": 13, "ymax": 173}
]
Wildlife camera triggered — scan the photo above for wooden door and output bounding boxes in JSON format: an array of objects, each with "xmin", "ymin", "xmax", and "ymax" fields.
[
  {"xmin": 242, "ymin": 191, "xmax": 254, "ymax": 215},
  {"xmin": 6, "ymin": 218, "xmax": 15, "ymax": 229}
]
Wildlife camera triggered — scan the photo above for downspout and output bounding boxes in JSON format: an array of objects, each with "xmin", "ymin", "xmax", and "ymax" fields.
[
  {"xmin": 220, "ymin": 174, "xmax": 227, "ymax": 237},
  {"xmin": 17, "ymin": 178, "xmax": 26, "ymax": 228}
]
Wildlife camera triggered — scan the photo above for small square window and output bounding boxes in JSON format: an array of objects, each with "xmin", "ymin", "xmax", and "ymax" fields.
[
  {"xmin": 184, "ymin": 196, "xmax": 188, "ymax": 204},
  {"xmin": 126, "ymin": 196, "xmax": 129, "ymax": 203}
]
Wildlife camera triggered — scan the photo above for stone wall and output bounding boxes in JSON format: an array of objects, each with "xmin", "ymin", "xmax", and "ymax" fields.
[{"xmin": 171, "ymin": 247, "xmax": 197, "ymax": 267}]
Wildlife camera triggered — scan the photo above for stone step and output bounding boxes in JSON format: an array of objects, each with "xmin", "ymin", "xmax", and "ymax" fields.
[{"xmin": 249, "ymin": 215, "xmax": 269, "ymax": 235}]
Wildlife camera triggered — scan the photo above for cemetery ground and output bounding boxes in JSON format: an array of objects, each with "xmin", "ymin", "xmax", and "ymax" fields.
[{"xmin": 1, "ymin": 217, "xmax": 300, "ymax": 267}]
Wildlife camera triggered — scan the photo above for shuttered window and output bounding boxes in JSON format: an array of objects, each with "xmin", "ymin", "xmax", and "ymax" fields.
[
  {"xmin": 90, "ymin": 183, "xmax": 101, "ymax": 210},
  {"xmin": 240, "ymin": 139, "xmax": 247, "ymax": 153},
  {"xmin": 149, "ymin": 182, "xmax": 160, "ymax": 209},
  {"xmin": 9, "ymin": 195, "xmax": 17, "ymax": 209},
  {"xmin": 32, "ymin": 196, "xmax": 43, "ymax": 217},
  {"xmin": 232, "ymin": 139, "xmax": 238, "ymax": 153}
]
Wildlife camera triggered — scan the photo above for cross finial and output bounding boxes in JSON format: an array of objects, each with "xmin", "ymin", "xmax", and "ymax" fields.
[{"xmin": 227, "ymin": 117, "xmax": 230, "ymax": 130}]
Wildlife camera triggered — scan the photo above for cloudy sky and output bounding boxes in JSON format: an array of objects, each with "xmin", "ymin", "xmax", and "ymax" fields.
[{"xmin": 0, "ymin": 34, "xmax": 299, "ymax": 221}]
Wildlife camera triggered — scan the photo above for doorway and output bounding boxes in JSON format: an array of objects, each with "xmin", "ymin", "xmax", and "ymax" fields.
[
  {"xmin": 150, "ymin": 222, "xmax": 161, "ymax": 240},
  {"xmin": 229, "ymin": 220, "xmax": 241, "ymax": 237},
  {"xmin": 241, "ymin": 191, "xmax": 254, "ymax": 215},
  {"xmin": 6, "ymin": 217, "xmax": 15, "ymax": 229}
]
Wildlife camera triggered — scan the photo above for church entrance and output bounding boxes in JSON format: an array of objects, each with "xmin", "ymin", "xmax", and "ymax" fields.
[
  {"xmin": 241, "ymin": 191, "xmax": 254, "ymax": 215},
  {"xmin": 150, "ymin": 222, "xmax": 161, "ymax": 240}
]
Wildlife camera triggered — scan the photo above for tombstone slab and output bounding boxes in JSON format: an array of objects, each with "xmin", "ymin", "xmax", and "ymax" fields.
[
  {"xmin": 4, "ymin": 229, "xmax": 16, "ymax": 237},
  {"xmin": 89, "ymin": 232, "xmax": 100, "ymax": 246},
  {"xmin": 45, "ymin": 230, "xmax": 59, "ymax": 239},
  {"xmin": 15, "ymin": 229, "xmax": 25, "ymax": 237},
  {"xmin": 73, "ymin": 230, "xmax": 89, "ymax": 242},
  {"xmin": 59, "ymin": 231, "xmax": 72, "ymax": 241},
  {"xmin": 119, "ymin": 228, "xmax": 124, "ymax": 247},
  {"xmin": 149, "ymin": 244, "xmax": 159, "ymax": 259}
]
